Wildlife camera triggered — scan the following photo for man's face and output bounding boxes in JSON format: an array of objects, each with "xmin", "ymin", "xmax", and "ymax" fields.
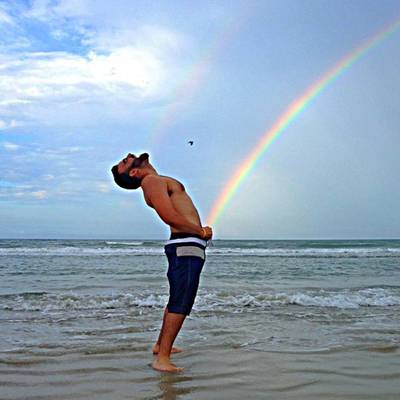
[{"xmin": 117, "ymin": 153, "xmax": 149, "ymax": 174}]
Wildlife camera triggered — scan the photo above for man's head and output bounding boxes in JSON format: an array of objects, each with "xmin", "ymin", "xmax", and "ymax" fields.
[{"xmin": 111, "ymin": 152, "xmax": 150, "ymax": 190}]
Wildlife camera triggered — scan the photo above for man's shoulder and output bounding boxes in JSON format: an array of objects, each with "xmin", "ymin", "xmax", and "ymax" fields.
[
  {"xmin": 141, "ymin": 174, "xmax": 168, "ymax": 192},
  {"xmin": 141, "ymin": 175, "xmax": 171, "ymax": 207},
  {"xmin": 143, "ymin": 174, "xmax": 177, "ymax": 184},
  {"xmin": 142, "ymin": 174, "xmax": 165, "ymax": 184}
]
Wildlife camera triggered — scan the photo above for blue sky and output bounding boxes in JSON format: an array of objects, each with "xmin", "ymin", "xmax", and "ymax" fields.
[{"xmin": 1, "ymin": 0, "xmax": 400, "ymax": 239}]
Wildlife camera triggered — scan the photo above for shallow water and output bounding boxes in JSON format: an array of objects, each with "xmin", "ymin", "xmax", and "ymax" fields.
[{"xmin": 1, "ymin": 239, "xmax": 400, "ymax": 399}]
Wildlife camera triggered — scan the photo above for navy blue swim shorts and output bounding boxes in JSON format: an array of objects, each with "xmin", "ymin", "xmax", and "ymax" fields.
[{"xmin": 164, "ymin": 233, "xmax": 207, "ymax": 316}]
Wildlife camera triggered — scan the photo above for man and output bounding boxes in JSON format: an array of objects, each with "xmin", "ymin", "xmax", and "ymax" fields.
[{"xmin": 111, "ymin": 152, "xmax": 212, "ymax": 372}]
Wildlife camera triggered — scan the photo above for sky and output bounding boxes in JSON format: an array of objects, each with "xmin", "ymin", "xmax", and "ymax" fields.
[{"xmin": 1, "ymin": 0, "xmax": 400, "ymax": 240}]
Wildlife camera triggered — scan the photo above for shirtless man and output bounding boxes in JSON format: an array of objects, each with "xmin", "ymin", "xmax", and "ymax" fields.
[{"xmin": 111, "ymin": 152, "xmax": 212, "ymax": 372}]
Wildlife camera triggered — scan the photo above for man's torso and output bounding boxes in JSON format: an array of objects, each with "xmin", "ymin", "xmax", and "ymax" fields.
[{"xmin": 144, "ymin": 175, "xmax": 202, "ymax": 233}]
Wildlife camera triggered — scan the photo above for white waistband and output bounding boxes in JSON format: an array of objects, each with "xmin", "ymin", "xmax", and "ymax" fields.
[{"xmin": 165, "ymin": 237, "xmax": 207, "ymax": 247}]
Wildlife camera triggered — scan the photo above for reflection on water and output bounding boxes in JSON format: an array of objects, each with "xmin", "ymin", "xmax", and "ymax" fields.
[{"xmin": 158, "ymin": 373, "xmax": 193, "ymax": 400}]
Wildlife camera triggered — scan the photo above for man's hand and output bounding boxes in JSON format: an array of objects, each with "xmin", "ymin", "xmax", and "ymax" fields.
[{"xmin": 201, "ymin": 226, "xmax": 213, "ymax": 240}]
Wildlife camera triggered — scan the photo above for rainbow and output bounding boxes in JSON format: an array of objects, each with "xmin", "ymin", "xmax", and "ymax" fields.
[
  {"xmin": 148, "ymin": 7, "xmax": 254, "ymax": 149},
  {"xmin": 206, "ymin": 17, "xmax": 400, "ymax": 226}
]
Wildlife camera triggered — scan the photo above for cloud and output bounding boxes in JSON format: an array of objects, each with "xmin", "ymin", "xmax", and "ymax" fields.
[
  {"xmin": 0, "ymin": 185, "xmax": 48, "ymax": 201},
  {"xmin": 26, "ymin": 0, "xmax": 186, "ymax": 50},
  {"xmin": 0, "ymin": 2, "xmax": 33, "ymax": 52},
  {"xmin": 3, "ymin": 141, "xmax": 20, "ymax": 150},
  {"xmin": 31, "ymin": 190, "xmax": 47, "ymax": 199},
  {"xmin": 0, "ymin": 144, "xmax": 91, "ymax": 199},
  {"xmin": 0, "ymin": 1, "xmax": 188, "ymax": 127},
  {"xmin": 97, "ymin": 182, "xmax": 111, "ymax": 193},
  {"xmin": 0, "ymin": 5, "xmax": 15, "ymax": 26},
  {"xmin": 27, "ymin": 0, "xmax": 92, "ymax": 22},
  {"xmin": 0, "ymin": 119, "xmax": 18, "ymax": 130},
  {"xmin": 0, "ymin": 47, "xmax": 162, "ymax": 104},
  {"xmin": 84, "ymin": 24, "xmax": 187, "ymax": 54}
]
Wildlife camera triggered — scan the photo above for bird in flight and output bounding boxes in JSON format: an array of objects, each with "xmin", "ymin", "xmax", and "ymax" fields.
[{"xmin": 188, "ymin": 141, "xmax": 194, "ymax": 146}]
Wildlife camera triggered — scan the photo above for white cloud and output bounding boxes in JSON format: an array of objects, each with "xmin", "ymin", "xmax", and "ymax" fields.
[
  {"xmin": 64, "ymin": 146, "xmax": 84, "ymax": 152},
  {"xmin": 26, "ymin": 0, "xmax": 185, "ymax": 50},
  {"xmin": 31, "ymin": 190, "xmax": 47, "ymax": 199},
  {"xmin": 97, "ymin": 182, "xmax": 111, "ymax": 193},
  {"xmin": 0, "ymin": 1, "xmax": 190, "ymax": 128},
  {"xmin": 25, "ymin": 145, "xmax": 88, "ymax": 162},
  {"xmin": 0, "ymin": 119, "xmax": 18, "ymax": 130},
  {"xmin": 25, "ymin": 0, "xmax": 53, "ymax": 20},
  {"xmin": 0, "ymin": 2, "xmax": 32, "ymax": 51},
  {"xmin": 85, "ymin": 24, "xmax": 187, "ymax": 54},
  {"xmin": 27, "ymin": 0, "xmax": 91, "ymax": 21},
  {"xmin": 3, "ymin": 142, "xmax": 20, "ymax": 150},
  {"xmin": 0, "ymin": 7, "xmax": 14, "ymax": 25},
  {"xmin": 0, "ymin": 47, "xmax": 173, "ymax": 123},
  {"xmin": 0, "ymin": 185, "xmax": 48, "ymax": 201},
  {"xmin": 0, "ymin": 99, "xmax": 31, "ymax": 106},
  {"xmin": 0, "ymin": 47, "xmax": 164, "ymax": 107}
]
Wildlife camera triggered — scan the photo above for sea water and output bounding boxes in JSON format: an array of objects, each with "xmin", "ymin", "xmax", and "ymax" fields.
[{"xmin": 1, "ymin": 239, "xmax": 399, "ymax": 399}]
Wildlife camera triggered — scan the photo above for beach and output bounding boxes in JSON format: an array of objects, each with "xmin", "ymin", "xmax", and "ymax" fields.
[{"xmin": 1, "ymin": 239, "xmax": 400, "ymax": 399}]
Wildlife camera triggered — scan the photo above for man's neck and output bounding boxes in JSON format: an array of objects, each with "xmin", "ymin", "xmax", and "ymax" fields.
[{"xmin": 141, "ymin": 167, "xmax": 158, "ymax": 179}]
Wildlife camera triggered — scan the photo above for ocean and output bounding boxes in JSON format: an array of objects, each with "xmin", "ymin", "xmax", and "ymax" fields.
[{"xmin": 1, "ymin": 239, "xmax": 399, "ymax": 399}]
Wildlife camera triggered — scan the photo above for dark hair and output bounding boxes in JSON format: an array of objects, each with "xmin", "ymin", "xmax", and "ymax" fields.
[{"xmin": 111, "ymin": 165, "xmax": 142, "ymax": 190}]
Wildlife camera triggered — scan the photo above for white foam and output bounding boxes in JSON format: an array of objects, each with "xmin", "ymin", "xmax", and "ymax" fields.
[
  {"xmin": 207, "ymin": 247, "xmax": 400, "ymax": 257},
  {"xmin": 0, "ymin": 246, "xmax": 164, "ymax": 256},
  {"xmin": 194, "ymin": 288, "xmax": 400, "ymax": 311},
  {"xmin": 278, "ymin": 288, "xmax": 400, "ymax": 309},
  {"xmin": 105, "ymin": 241, "xmax": 144, "ymax": 246},
  {"xmin": 1, "ymin": 292, "xmax": 168, "ymax": 313},
  {"xmin": 1, "ymin": 244, "xmax": 399, "ymax": 257},
  {"xmin": 2, "ymin": 288, "xmax": 400, "ymax": 313}
]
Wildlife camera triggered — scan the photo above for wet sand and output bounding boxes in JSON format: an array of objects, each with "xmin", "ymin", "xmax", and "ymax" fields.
[{"xmin": 1, "ymin": 338, "xmax": 399, "ymax": 400}]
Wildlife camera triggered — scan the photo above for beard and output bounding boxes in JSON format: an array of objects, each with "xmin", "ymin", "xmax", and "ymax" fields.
[{"xmin": 132, "ymin": 152, "xmax": 149, "ymax": 168}]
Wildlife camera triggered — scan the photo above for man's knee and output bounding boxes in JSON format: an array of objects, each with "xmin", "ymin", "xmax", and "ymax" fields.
[{"xmin": 167, "ymin": 306, "xmax": 191, "ymax": 316}]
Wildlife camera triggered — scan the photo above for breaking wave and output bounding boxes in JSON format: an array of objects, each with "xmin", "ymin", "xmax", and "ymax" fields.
[
  {"xmin": 2, "ymin": 288, "xmax": 399, "ymax": 313},
  {"xmin": 1, "ymin": 245, "xmax": 399, "ymax": 257}
]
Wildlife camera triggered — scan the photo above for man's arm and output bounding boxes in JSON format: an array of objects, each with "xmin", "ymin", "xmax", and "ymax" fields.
[{"xmin": 142, "ymin": 176, "xmax": 206, "ymax": 237}]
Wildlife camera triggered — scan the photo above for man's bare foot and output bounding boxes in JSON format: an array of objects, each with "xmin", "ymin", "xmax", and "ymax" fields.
[
  {"xmin": 152, "ymin": 357, "xmax": 184, "ymax": 372},
  {"xmin": 152, "ymin": 345, "xmax": 183, "ymax": 355}
]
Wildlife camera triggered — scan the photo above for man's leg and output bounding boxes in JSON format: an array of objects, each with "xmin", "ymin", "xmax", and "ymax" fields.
[
  {"xmin": 152, "ymin": 307, "xmax": 182, "ymax": 354},
  {"xmin": 152, "ymin": 311, "xmax": 186, "ymax": 372}
]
